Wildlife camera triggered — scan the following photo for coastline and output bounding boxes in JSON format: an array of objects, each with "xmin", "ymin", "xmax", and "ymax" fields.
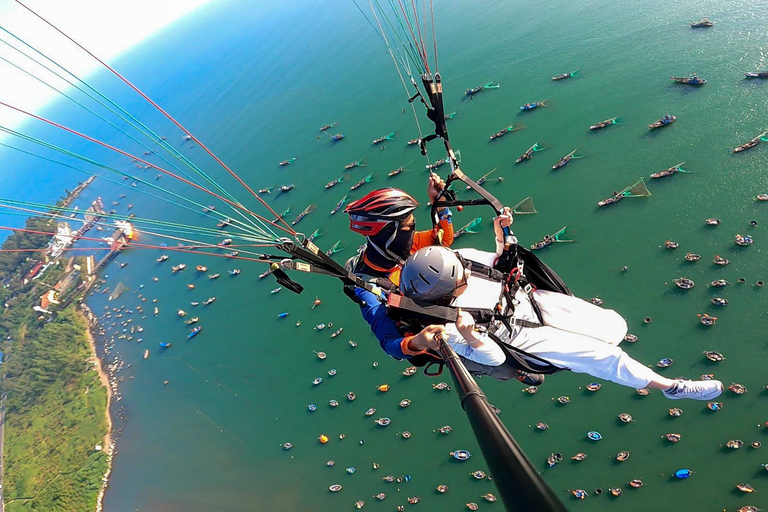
[{"xmin": 78, "ymin": 304, "xmax": 114, "ymax": 512}]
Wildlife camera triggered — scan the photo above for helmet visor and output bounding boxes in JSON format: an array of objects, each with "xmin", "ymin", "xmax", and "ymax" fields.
[{"xmin": 349, "ymin": 218, "xmax": 390, "ymax": 237}]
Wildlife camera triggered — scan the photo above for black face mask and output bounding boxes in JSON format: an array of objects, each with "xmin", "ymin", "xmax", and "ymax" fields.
[{"xmin": 366, "ymin": 222, "xmax": 415, "ymax": 268}]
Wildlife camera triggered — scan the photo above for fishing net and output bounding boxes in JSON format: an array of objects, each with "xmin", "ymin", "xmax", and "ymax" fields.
[
  {"xmin": 623, "ymin": 178, "xmax": 651, "ymax": 197},
  {"xmin": 511, "ymin": 197, "xmax": 537, "ymax": 214}
]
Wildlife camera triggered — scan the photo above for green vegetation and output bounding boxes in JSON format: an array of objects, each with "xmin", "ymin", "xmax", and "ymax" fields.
[{"xmin": 1, "ymin": 215, "xmax": 109, "ymax": 512}]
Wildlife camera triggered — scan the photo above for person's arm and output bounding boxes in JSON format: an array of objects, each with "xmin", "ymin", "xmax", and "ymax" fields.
[
  {"xmin": 449, "ymin": 309, "xmax": 506, "ymax": 366},
  {"xmin": 353, "ymin": 287, "xmax": 410, "ymax": 359},
  {"xmin": 492, "ymin": 207, "xmax": 514, "ymax": 258},
  {"xmin": 427, "ymin": 172, "xmax": 454, "ymax": 248}
]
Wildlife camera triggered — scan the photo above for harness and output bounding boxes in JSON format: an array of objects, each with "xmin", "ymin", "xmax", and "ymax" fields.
[{"xmin": 385, "ymin": 250, "xmax": 568, "ymax": 376}]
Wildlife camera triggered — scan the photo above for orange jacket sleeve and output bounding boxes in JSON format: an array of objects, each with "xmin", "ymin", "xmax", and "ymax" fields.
[{"xmin": 410, "ymin": 209, "xmax": 454, "ymax": 251}]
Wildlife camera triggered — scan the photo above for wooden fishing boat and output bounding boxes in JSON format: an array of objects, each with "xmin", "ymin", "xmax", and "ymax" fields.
[
  {"xmin": 690, "ymin": 18, "xmax": 714, "ymax": 27},
  {"xmin": 552, "ymin": 149, "xmax": 577, "ymax": 170},
  {"xmin": 674, "ymin": 277, "xmax": 695, "ymax": 289},
  {"xmin": 598, "ymin": 194, "xmax": 624, "ymax": 207},
  {"xmin": 648, "ymin": 115, "xmax": 676, "ymax": 129},
  {"xmin": 734, "ymin": 131, "xmax": 767, "ymax": 152},
  {"xmin": 425, "ymin": 159, "xmax": 446, "ymax": 170},
  {"xmin": 552, "ymin": 70, "xmax": 577, "ymax": 81},
  {"xmin": 685, "ymin": 253, "xmax": 701, "ymax": 262},
  {"xmin": 516, "ymin": 143, "xmax": 541, "ymax": 163},
  {"xmin": 704, "ymin": 350, "xmax": 725, "ymax": 362},
  {"xmin": 650, "ymin": 161, "xmax": 686, "ymax": 179},
  {"xmin": 589, "ymin": 117, "xmax": 617, "ymax": 130},
  {"xmin": 670, "ymin": 75, "xmax": 706, "ymax": 85}
]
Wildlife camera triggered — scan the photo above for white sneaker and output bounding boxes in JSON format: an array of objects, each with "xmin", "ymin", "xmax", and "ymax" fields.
[{"xmin": 662, "ymin": 379, "xmax": 723, "ymax": 401}]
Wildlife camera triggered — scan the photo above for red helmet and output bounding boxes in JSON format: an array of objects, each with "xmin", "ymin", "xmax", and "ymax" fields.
[{"xmin": 345, "ymin": 188, "xmax": 419, "ymax": 237}]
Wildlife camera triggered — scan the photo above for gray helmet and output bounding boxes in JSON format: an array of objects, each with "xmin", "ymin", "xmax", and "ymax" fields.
[{"xmin": 399, "ymin": 246, "xmax": 464, "ymax": 302}]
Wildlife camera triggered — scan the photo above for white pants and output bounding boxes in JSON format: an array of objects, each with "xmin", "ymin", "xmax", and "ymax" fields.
[{"xmin": 511, "ymin": 325, "xmax": 658, "ymax": 389}]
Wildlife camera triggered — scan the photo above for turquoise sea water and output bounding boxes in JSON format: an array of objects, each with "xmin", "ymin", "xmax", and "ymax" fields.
[{"xmin": 3, "ymin": 0, "xmax": 768, "ymax": 510}]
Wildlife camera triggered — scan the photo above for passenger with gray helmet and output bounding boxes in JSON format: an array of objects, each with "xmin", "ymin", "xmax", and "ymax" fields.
[{"xmin": 356, "ymin": 209, "xmax": 724, "ymax": 401}]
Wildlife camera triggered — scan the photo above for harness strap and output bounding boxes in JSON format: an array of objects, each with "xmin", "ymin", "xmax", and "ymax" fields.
[{"xmin": 487, "ymin": 331, "xmax": 565, "ymax": 375}]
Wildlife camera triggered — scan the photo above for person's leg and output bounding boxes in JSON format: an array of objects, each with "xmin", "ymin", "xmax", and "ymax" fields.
[{"xmin": 509, "ymin": 326, "xmax": 720, "ymax": 399}]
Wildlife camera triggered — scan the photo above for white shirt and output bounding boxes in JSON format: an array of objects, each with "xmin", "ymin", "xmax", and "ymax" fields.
[{"xmin": 442, "ymin": 245, "xmax": 507, "ymax": 367}]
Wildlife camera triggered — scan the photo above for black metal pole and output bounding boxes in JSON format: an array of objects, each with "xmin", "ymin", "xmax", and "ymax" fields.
[{"xmin": 436, "ymin": 339, "xmax": 567, "ymax": 512}]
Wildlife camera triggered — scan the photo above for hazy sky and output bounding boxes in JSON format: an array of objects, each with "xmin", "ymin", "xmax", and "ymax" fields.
[{"xmin": 0, "ymin": 0, "xmax": 213, "ymax": 130}]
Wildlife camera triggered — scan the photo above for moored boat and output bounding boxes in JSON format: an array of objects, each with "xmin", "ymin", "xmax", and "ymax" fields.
[
  {"xmin": 690, "ymin": 18, "xmax": 714, "ymax": 27},
  {"xmin": 670, "ymin": 75, "xmax": 706, "ymax": 85},
  {"xmin": 520, "ymin": 100, "xmax": 546, "ymax": 111},
  {"xmin": 745, "ymin": 71, "xmax": 768, "ymax": 78},
  {"xmin": 597, "ymin": 193, "xmax": 624, "ymax": 207},
  {"xmin": 728, "ymin": 383, "xmax": 747, "ymax": 394},
  {"xmin": 675, "ymin": 277, "xmax": 695, "ymax": 289},
  {"xmin": 552, "ymin": 70, "xmax": 578, "ymax": 81},
  {"xmin": 552, "ymin": 149, "xmax": 578, "ymax": 170},
  {"xmin": 648, "ymin": 114, "xmax": 676, "ymax": 129},
  {"xmin": 651, "ymin": 161, "xmax": 686, "ymax": 179},
  {"xmin": 704, "ymin": 350, "xmax": 725, "ymax": 362},
  {"xmin": 425, "ymin": 159, "xmax": 446, "ymax": 170},
  {"xmin": 685, "ymin": 253, "xmax": 701, "ymax": 262},
  {"xmin": 188, "ymin": 326, "xmax": 202, "ymax": 339},
  {"xmin": 589, "ymin": 117, "xmax": 618, "ymax": 130},
  {"xmin": 450, "ymin": 449, "xmax": 471, "ymax": 461}
]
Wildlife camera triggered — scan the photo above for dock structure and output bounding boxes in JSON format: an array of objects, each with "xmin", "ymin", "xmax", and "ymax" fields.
[{"xmin": 90, "ymin": 225, "xmax": 131, "ymax": 276}]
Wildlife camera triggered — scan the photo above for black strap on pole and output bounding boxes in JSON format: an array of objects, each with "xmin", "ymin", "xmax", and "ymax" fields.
[{"xmin": 436, "ymin": 337, "xmax": 567, "ymax": 512}]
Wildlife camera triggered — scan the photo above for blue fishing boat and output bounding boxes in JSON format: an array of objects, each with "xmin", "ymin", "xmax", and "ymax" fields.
[
  {"xmin": 450, "ymin": 449, "xmax": 471, "ymax": 461},
  {"xmin": 277, "ymin": 312, "xmax": 289, "ymax": 318},
  {"xmin": 520, "ymin": 101, "xmax": 545, "ymax": 110},
  {"xmin": 188, "ymin": 326, "xmax": 202, "ymax": 339},
  {"xmin": 587, "ymin": 431, "xmax": 602, "ymax": 441},
  {"xmin": 159, "ymin": 342, "xmax": 172, "ymax": 348},
  {"xmin": 675, "ymin": 469, "xmax": 693, "ymax": 479}
]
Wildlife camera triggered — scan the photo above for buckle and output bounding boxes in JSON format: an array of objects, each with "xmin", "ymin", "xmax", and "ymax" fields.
[{"xmin": 523, "ymin": 283, "xmax": 533, "ymax": 294}]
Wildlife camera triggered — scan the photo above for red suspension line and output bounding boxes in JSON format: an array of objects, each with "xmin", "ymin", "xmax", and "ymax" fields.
[
  {"xmin": 0, "ymin": 101, "xmax": 295, "ymax": 237},
  {"xmin": 15, "ymin": 0, "xmax": 295, "ymax": 236},
  {"xmin": 0, "ymin": 225, "xmax": 276, "ymax": 263}
]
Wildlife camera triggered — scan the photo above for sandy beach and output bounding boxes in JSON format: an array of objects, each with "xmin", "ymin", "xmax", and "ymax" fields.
[{"xmin": 78, "ymin": 304, "xmax": 114, "ymax": 512}]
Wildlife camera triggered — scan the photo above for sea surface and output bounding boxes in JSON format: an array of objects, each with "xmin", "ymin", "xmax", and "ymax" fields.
[{"xmin": 2, "ymin": 0, "xmax": 768, "ymax": 510}]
